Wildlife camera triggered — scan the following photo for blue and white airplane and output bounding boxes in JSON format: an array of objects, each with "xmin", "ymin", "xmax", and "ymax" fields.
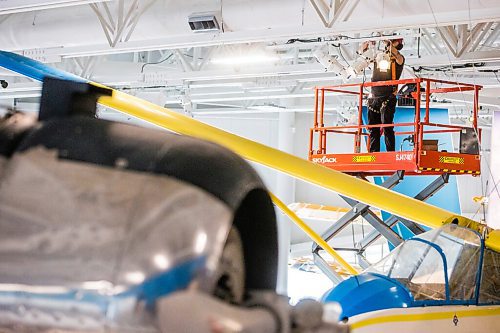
[{"xmin": 323, "ymin": 223, "xmax": 500, "ymax": 332}]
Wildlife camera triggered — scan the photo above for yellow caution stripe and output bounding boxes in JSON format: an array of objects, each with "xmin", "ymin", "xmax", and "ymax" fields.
[
  {"xmin": 353, "ymin": 155, "xmax": 376, "ymax": 163},
  {"xmin": 351, "ymin": 307, "xmax": 500, "ymax": 330},
  {"xmin": 418, "ymin": 167, "xmax": 480, "ymax": 175},
  {"xmin": 439, "ymin": 156, "xmax": 464, "ymax": 164}
]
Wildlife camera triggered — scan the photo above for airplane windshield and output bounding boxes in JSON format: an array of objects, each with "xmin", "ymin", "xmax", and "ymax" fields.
[{"xmin": 368, "ymin": 224, "xmax": 482, "ymax": 302}]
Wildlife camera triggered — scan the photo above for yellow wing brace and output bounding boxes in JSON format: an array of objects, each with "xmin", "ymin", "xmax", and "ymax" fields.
[{"xmin": 95, "ymin": 84, "xmax": 500, "ymax": 253}]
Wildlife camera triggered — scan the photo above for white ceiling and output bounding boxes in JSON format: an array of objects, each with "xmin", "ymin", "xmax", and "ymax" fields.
[{"xmin": 0, "ymin": 0, "xmax": 499, "ymax": 121}]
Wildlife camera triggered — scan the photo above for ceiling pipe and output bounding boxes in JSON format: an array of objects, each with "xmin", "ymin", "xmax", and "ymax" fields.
[{"xmin": 0, "ymin": 0, "xmax": 499, "ymax": 58}]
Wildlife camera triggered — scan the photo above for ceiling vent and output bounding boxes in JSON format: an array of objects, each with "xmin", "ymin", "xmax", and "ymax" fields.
[{"xmin": 188, "ymin": 13, "xmax": 220, "ymax": 32}]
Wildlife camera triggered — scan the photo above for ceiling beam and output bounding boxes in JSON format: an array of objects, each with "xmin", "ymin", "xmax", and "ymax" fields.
[
  {"xmin": 480, "ymin": 23, "xmax": 500, "ymax": 50},
  {"xmin": 89, "ymin": 0, "xmax": 156, "ymax": 47},
  {"xmin": 409, "ymin": 50, "xmax": 500, "ymax": 66},
  {"xmin": 421, "ymin": 28, "xmax": 442, "ymax": 55},
  {"xmin": 456, "ymin": 23, "xmax": 485, "ymax": 57},
  {"xmin": 330, "ymin": 7, "xmax": 500, "ymax": 32},
  {"xmin": 419, "ymin": 36, "xmax": 437, "ymax": 56},
  {"xmin": 308, "ymin": 0, "xmax": 331, "ymax": 27},
  {"xmin": 469, "ymin": 22, "xmax": 494, "ymax": 53},
  {"xmin": 436, "ymin": 26, "xmax": 459, "ymax": 57},
  {"xmin": 0, "ymin": 0, "xmax": 111, "ymax": 15},
  {"xmin": 13, "ymin": 8, "xmax": 500, "ymax": 59},
  {"xmin": 329, "ymin": 0, "xmax": 360, "ymax": 28}
]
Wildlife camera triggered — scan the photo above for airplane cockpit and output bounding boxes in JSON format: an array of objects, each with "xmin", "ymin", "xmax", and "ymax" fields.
[
  {"xmin": 369, "ymin": 224, "xmax": 499, "ymax": 304},
  {"xmin": 324, "ymin": 224, "xmax": 500, "ymax": 320}
]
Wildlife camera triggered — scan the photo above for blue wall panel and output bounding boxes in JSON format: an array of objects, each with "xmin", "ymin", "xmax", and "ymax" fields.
[{"xmin": 362, "ymin": 106, "xmax": 461, "ymax": 241}]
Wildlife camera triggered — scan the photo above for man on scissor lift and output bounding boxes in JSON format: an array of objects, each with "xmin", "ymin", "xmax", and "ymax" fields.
[{"xmin": 367, "ymin": 38, "xmax": 405, "ymax": 152}]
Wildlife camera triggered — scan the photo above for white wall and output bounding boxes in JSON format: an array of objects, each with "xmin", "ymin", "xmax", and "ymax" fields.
[
  {"xmin": 194, "ymin": 113, "xmax": 280, "ymax": 190},
  {"xmin": 454, "ymin": 127, "xmax": 491, "ymax": 219},
  {"xmin": 194, "ymin": 110, "xmax": 356, "ymax": 246},
  {"xmin": 487, "ymin": 113, "xmax": 500, "ymax": 228},
  {"xmin": 293, "ymin": 112, "xmax": 355, "ymax": 208}
]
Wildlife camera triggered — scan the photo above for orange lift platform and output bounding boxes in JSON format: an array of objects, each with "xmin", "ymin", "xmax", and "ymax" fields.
[
  {"xmin": 309, "ymin": 78, "xmax": 482, "ymax": 177},
  {"xmin": 308, "ymin": 78, "xmax": 483, "ymax": 281}
]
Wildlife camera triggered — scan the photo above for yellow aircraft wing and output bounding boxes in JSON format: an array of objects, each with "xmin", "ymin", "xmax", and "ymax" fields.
[{"xmin": 96, "ymin": 85, "xmax": 499, "ymax": 252}]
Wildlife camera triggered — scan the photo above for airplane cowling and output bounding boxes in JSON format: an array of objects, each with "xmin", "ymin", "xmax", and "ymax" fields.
[{"xmin": 322, "ymin": 272, "xmax": 413, "ymax": 320}]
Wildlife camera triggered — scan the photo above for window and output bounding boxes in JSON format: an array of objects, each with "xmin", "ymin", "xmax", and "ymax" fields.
[
  {"xmin": 368, "ymin": 225, "xmax": 483, "ymax": 302},
  {"xmin": 421, "ymin": 225, "xmax": 481, "ymax": 301},
  {"xmin": 368, "ymin": 239, "xmax": 446, "ymax": 301},
  {"xmin": 479, "ymin": 248, "xmax": 500, "ymax": 304}
]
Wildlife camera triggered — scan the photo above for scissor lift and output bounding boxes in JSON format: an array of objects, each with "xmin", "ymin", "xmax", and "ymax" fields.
[{"xmin": 308, "ymin": 78, "xmax": 482, "ymax": 283}]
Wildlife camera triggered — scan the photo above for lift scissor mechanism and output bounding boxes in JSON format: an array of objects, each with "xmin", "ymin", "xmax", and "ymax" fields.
[{"xmin": 312, "ymin": 170, "xmax": 452, "ymax": 282}]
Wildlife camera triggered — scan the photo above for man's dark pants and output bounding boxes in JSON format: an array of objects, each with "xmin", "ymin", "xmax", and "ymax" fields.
[{"xmin": 367, "ymin": 95, "xmax": 397, "ymax": 152}]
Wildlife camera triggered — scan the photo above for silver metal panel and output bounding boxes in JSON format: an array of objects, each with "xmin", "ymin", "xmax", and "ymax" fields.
[{"xmin": 0, "ymin": 147, "xmax": 232, "ymax": 332}]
